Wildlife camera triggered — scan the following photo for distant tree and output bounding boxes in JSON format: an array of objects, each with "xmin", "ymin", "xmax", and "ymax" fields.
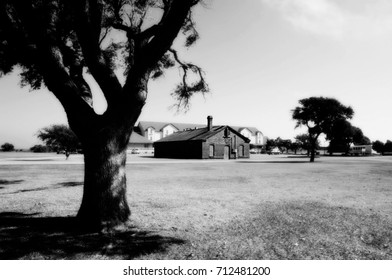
[
  {"xmin": 1, "ymin": 142, "xmax": 15, "ymax": 152},
  {"xmin": 275, "ymin": 138, "xmax": 292, "ymax": 154},
  {"xmin": 289, "ymin": 141, "xmax": 300, "ymax": 155},
  {"xmin": 292, "ymin": 97, "xmax": 354, "ymax": 162},
  {"xmin": 0, "ymin": 0, "xmax": 206, "ymax": 230},
  {"xmin": 327, "ymin": 119, "xmax": 354, "ymax": 154},
  {"xmin": 274, "ymin": 137, "xmax": 284, "ymax": 153},
  {"xmin": 37, "ymin": 125, "xmax": 81, "ymax": 159},
  {"xmin": 372, "ymin": 140, "xmax": 385, "ymax": 155},
  {"xmin": 282, "ymin": 139, "xmax": 292, "ymax": 154},
  {"xmin": 352, "ymin": 127, "xmax": 371, "ymax": 145},
  {"xmin": 294, "ymin": 133, "xmax": 318, "ymax": 156},
  {"xmin": 266, "ymin": 138, "xmax": 276, "ymax": 152},
  {"xmin": 30, "ymin": 144, "xmax": 52, "ymax": 153},
  {"xmin": 384, "ymin": 140, "xmax": 392, "ymax": 154},
  {"xmin": 327, "ymin": 120, "xmax": 371, "ymax": 155}
]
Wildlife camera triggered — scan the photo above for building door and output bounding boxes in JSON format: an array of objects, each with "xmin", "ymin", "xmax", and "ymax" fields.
[
  {"xmin": 224, "ymin": 145, "xmax": 230, "ymax": 160},
  {"xmin": 209, "ymin": 144, "xmax": 214, "ymax": 158},
  {"xmin": 239, "ymin": 145, "xmax": 244, "ymax": 157}
]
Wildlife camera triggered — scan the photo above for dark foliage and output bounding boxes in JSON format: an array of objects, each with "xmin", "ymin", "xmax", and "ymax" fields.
[
  {"xmin": 29, "ymin": 144, "xmax": 52, "ymax": 153},
  {"xmin": 372, "ymin": 140, "xmax": 385, "ymax": 155},
  {"xmin": 327, "ymin": 119, "xmax": 370, "ymax": 154},
  {"xmin": 294, "ymin": 134, "xmax": 315, "ymax": 155},
  {"xmin": 0, "ymin": 0, "xmax": 207, "ymax": 110},
  {"xmin": 292, "ymin": 97, "xmax": 354, "ymax": 162},
  {"xmin": 384, "ymin": 140, "xmax": 392, "ymax": 153},
  {"xmin": 37, "ymin": 125, "xmax": 81, "ymax": 158},
  {"xmin": 1, "ymin": 142, "xmax": 15, "ymax": 152}
]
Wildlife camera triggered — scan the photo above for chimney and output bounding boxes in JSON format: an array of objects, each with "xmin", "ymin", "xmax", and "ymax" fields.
[{"xmin": 207, "ymin": 116, "xmax": 213, "ymax": 131}]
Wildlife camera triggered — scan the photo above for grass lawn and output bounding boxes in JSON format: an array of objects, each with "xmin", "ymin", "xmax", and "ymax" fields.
[{"xmin": 0, "ymin": 153, "xmax": 392, "ymax": 259}]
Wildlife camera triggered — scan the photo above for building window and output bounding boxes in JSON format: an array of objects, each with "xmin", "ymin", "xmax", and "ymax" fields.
[
  {"xmin": 147, "ymin": 128, "xmax": 154, "ymax": 141},
  {"xmin": 209, "ymin": 144, "xmax": 215, "ymax": 158},
  {"xmin": 256, "ymin": 132, "xmax": 262, "ymax": 144}
]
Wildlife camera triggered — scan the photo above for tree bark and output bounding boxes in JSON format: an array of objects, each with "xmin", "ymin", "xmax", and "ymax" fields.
[
  {"xmin": 70, "ymin": 69, "xmax": 147, "ymax": 231},
  {"xmin": 310, "ymin": 147, "xmax": 315, "ymax": 162},
  {"xmin": 309, "ymin": 138, "xmax": 317, "ymax": 162},
  {"xmin": 77, "ymin": 137, "xmax": 130, "ymax": 230},
  {"xmin": 76, "ymin": 124, "xmax": 134, "ymax": 230}
]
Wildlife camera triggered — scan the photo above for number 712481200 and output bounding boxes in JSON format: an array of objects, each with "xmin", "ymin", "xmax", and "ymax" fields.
[{"xmin": 216, "ymin": 267, "xmax": 270, "ymax": 276}]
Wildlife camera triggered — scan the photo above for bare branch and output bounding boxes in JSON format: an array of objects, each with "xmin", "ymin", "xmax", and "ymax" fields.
[{"xmin": 167, "ymin": 48, "xmax": 208, "ymax": 112}]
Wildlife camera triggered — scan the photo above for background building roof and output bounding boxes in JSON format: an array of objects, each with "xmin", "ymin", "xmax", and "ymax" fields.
[
  {"xmin": 138, "ymin": 121, "xmax": 263, "ymax": 136},
  {"xmin": 129, "ymin": 132, "xmax": 153, "ymax": 144},
  {"xmin": 138, "ymin": 121, "xmax": 204, "ymax": 132},
  {"xmin": 231, "ymin": 126, "xmax": 263, "ymax": 135},
  {"xmin": 155, "ymin": 126, "xmax": 251, "ymax": 143}
]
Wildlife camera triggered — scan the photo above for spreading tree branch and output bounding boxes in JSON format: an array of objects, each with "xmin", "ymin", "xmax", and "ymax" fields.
[
  {"xmin": 138, "ymin": 0, "xmax": 197, "ymax": 70},
  {"xmin": 38, "ymin": 1, "xmax": 96, "ymax": 120},
  {"xmin": 71, "ymin": 0, "xmax": 123, "ymax": 107},
  {"xmin": 121, "ymin": 0, "xmax": 200, "ymax": 108}
]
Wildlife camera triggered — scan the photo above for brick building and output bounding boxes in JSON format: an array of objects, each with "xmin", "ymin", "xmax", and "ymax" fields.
[
  {"xmin": 134, "ymin": 120, "xmax": 265, "ymax": 149},
  {"xmin": 154, "ymin": 116, "xmax": 250, "ymax": 159}
]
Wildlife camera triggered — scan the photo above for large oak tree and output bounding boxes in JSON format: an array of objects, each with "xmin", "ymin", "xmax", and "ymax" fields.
[
  {"xmin": 292, "ymin": 97, "xmax": 354, "ymax": 162},
  {"xmin": 0, "ymin": 0, "xmax": 208, "ymax": 230}
]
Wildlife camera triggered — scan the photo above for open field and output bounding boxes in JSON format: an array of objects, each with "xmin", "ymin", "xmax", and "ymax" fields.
[{"xmin": 1, "ymin": 152, "xmax": 392, "ymax": 259}]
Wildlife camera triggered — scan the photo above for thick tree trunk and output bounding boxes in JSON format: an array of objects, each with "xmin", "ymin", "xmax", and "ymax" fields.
[
  {"xmin": 76, "ymin": 134, "xmax": 131, "ymax": 230},
  {"xmin": 310, "ymin": 148, "xmax": 315, "ymax": 162},
  {"xmin": 309, "ymin": 139, "xmax": 317, "ymax": 162}
]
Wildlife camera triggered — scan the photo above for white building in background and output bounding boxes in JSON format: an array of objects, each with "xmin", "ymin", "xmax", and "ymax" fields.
[
  {"xmin": 137, "ymin": 121, "xmax": 205, "ymax": 142},
  {"xmin": 235, "ymin": 127, "xmax": 264, "ymax": 146}
]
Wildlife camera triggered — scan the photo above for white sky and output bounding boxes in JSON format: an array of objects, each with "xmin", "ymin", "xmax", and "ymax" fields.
[{"xmin": 1, "ymin": 0, "xmax": 392, "ymax": 148}]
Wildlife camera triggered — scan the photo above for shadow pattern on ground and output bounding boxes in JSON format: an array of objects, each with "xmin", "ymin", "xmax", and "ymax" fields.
[
  {"xmin": 0, "ymin": 179, "xmax": 24, "ymax": 185},
  {"xmin": 1, "ymin": 181, "xmax": 83, "ymax": 195},
  {"xmin": 0, "ymin": 212, "xmax": 185, "ymax": 259}
]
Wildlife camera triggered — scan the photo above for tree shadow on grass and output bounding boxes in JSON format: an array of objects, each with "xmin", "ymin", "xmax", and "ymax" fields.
[
  {"xmin": 0, "ymin": 212, "xmax": 185, "ymax": 260},
  {"xmin": 0, "ymin": 179, "xmax": 24, "ymax": 185},
  {"xmin": 2, "ymin": 181, "xmax": 83, "ymax": 195},
  {"xmin": 57, "ymin": 181, "xmax": 83, "ymax": 187}
]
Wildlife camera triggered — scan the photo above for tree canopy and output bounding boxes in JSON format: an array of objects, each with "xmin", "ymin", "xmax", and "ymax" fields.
[
  {"xmin": 0, "ymin": 0, "xmax": 207, "ymax": 230},
  {"xmin": 372, "ymin": 140, "xmax": 385, "ymax": 155},
  {"xmin": 384, "ymin": 140, "xmax": 392, "ymax": 154},
  {"xmin": 326, "ymin": 118, "xmax": 370, "ymax": 154},
  {"xmin": 37, "ymin": 124, "xmax": 81, "ymax": 158},
  {"xmin": 294, "ymin": 133, "xmax": 314, "ymax": 155},
  {"xmin": 292, "ymin": 97, "xmax": 354, "ymax": 162},
  {"xmin": 0, "ymin": 0, "xmax": 207, "ymax": 114},
  {"xmin": 1, "ymin": 142, "xmax": 15, "ymax": 152}
]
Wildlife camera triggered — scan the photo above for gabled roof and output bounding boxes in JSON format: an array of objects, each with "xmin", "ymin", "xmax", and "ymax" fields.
[
  {"xmin": 155, "ymin": 126, "xmax": 251, "ymax": 143},
  {"xmin": 129, "ymin": 132, "xmax": 153, "ymax": 144},
  {"xmin": 138, "ymin": 121, "xmax": 263, "ymax": 136},
  {"xmin": 138, "ymin": 121, "xmax": 204, "ymax": 132},
  {"xmin": 231, "ymin": 126, "xmax": 263, "ymax": 135}
]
